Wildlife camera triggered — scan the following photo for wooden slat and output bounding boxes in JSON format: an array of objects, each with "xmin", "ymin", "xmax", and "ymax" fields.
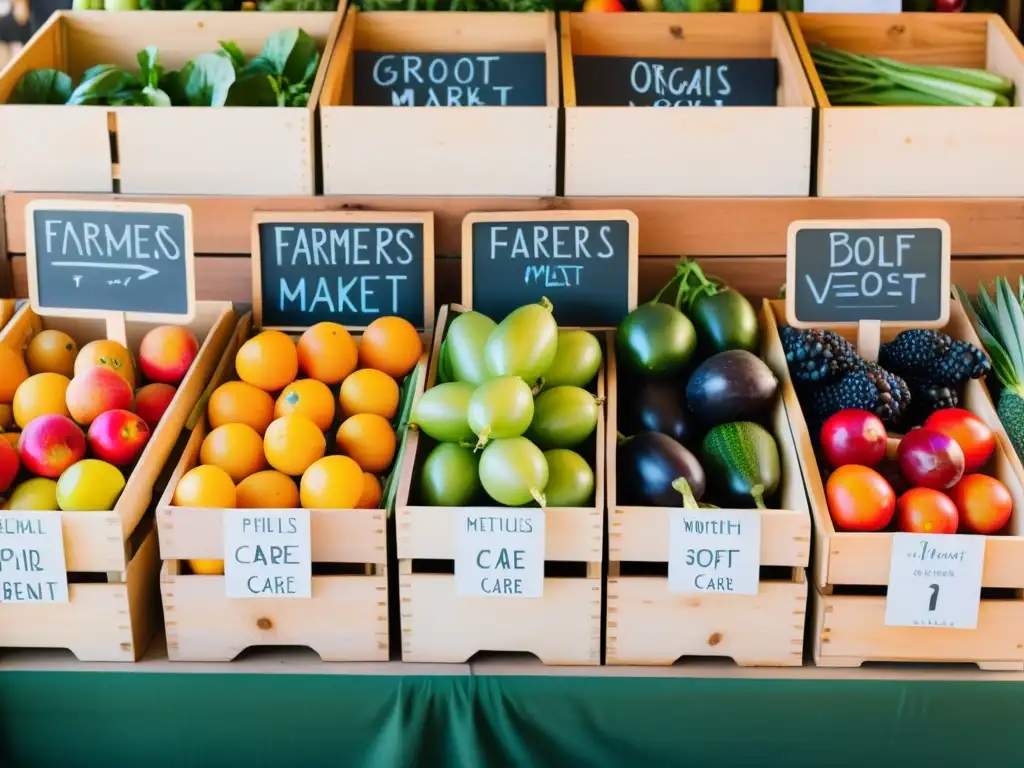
[{"xmin": 6, "ymin": 194, "xmax": 1024, "ymax": 257}]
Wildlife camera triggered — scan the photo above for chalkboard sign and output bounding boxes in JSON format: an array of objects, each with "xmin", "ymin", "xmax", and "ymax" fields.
[
  {"xmin": 353, "ymin": 51, "xmax": 548, "ymax": 107},
  {"xmin": 462, "ymin": 211, "xmax": 638, "ymax": 327},
  {"xmin": 25, "ymin": 200, "xmax": 195, "ymax": 323},
  {"xmin": 573, "ymin": 56, "xmax": 777, "ymax": 107},
  {"xmin": 785, "ymin": 219, "xmax": 951, "ymax": 328},
  {"xmin": 252, "ymin": 211, "xmax": 434, "ymax": 331}
]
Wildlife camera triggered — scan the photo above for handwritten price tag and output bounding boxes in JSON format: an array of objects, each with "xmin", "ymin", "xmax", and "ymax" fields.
[{"xmin": 885, "ymin": 533, "xmax": 986, "ymax": 629}]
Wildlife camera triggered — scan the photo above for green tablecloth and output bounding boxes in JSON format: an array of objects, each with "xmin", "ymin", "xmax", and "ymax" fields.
[{"xmin": 3, "ymin": 663, "xmax": 1024, "ymax": 767}]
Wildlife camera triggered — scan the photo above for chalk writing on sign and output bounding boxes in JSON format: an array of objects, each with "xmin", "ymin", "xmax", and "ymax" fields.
[
  {"xmin": 455, "ymin": 511, "xmax": 544, "ymax": 598},
  {"xmin": 0, "ymin": 512, "xmax": 69, "ymax": 604},
  {"xmin": 224, "ymin": 510, "xmax": 311, "ymax": 599},
  {"xmin": 669, "ymin": 510, "xmax": 761, "ymax": 595}
]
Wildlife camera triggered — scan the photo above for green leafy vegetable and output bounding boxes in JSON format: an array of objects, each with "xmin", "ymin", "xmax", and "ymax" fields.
[
  {"xmin": 186, "ymin": 52, "xmax": 237, "ymax": 106},
  {"xmin": 9, "ymin": 69, "xmax": 73, "ymax": 104}
]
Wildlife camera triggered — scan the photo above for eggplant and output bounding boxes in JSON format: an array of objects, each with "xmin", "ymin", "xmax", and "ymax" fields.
[
  {"xmin": 618, "ymin": 431, "xmax": 706, "ymax": 506},
  {"xmin": 616, "ymin": 302, "xmax": 696, "ymax": 378},
  {"xmin": 622, "ymin": 379, "xmax": 700, "ymax": 446},
  {"xmin": 686, "ymin": 350, "xmax": 778, "ymax": 427},
  {"xmin": 690, "ymin": 288, "xmax": 760, "ymax": 355}
]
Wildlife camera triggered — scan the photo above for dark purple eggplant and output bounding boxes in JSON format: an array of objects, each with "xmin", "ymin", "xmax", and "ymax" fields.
[
  {"xmin": 619, "ymin": 431, "xmax": 706, "ymax": 506},
  {"xmin": 686, "ymin": 350, "xmax": 778, "ymax": 427},
  {"xmin": 621, "ymin": 379, "xmax": 700, "ymax": 446}
]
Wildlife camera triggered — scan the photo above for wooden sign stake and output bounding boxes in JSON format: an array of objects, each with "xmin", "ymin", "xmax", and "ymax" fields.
[
  {"xmin": 105, "ymin": 311, "xmax": 129, "ymax": 348},
  {"xmin": 857, "ymin": 319, "xmax": 881, "ymax": 364}
]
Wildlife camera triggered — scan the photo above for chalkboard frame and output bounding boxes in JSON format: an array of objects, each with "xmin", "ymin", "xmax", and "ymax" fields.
[
  {"xmin": 785, "ymin": 218, "xmax": 952, "ymax": 330},
  {"xmin": 24, "ymin": 199, "xmax": 196, "ymax": 324},
  {"xmin": 250, "ymin": 210, "xmax": 435, "ymax": 332},
  {"xmin": 461, "ymin": 209, "xmax": 639, "ymax": 329}
]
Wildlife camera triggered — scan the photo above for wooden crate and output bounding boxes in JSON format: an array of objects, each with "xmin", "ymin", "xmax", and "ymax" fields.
[
  {"xmin": 562, "ymin": 12, "xmax": 813, "ymax": 197},
  {"xmin": 0, "ymin": 11, "xmax": 343, "ymax": 195},
  {"xmin": 606, "ymin": 300, "xmax": 810, "ymax": 667},
  {"xmin": 319, "ymin": 11, "xmax": 559, "ymax": 196},
  {"xmin": 767, "ymin": 299, "xmax": 1024, "ymax": 670},
  {"xmin": 0, "ymin": 300, "xmax": 236, "ymax": 661},
  {"xmin": 787, "ymin": 12, "xmax": 1024, "ymax": 198},
  {"xmin": 157, "ymin": 312, "xmax": 428, "ymax": 663},
  {"xmin": 395, "ymin": 304, "xmax": 603, "ymax": 665}
]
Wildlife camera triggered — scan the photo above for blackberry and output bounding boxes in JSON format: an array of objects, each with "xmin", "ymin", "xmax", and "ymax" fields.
[
  {"xmin": 879, "ymin": 330, "xmax": 991, "ymax": 387},
  {"xmin": 807, "ymin": 363, "xmax": 910, "ymax": 427},
  {"xmin": 781, "ymin": 327, "xmax": 861, "ymax": 384},
  {"xmin": 910, "ymin": 382, "xmax": 959, "ymax": 421}
]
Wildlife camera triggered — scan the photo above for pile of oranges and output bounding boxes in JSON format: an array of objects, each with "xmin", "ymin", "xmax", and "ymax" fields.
[{"xmin": 172, "ymin": 316, "xmax": 422, "ymax": 575}]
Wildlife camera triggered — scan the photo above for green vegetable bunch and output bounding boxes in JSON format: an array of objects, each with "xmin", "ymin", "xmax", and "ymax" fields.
[{"xmin": 8, "ymin": 28, "xmax": 320, "ymax": 108}]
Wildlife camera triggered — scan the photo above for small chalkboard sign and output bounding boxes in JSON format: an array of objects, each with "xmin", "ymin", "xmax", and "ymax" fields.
[
  {"xmin": 572, "ymin": 56, "xmax": 777, "ymax": 107},
  {"xmin": 786, "ymin": 219, "xmax": 951, "ymax": 361},
  {"xmin": 25, "ymin": 200, "xmax": 195, "ymax": 345},
  {"xmin": 353, "ymin": 51, "xmax": 548, "ymax": 107},
  {"xmin": 252, "ymin": 211, "xmax": 434, "ymax": 331},
  {"xmin": 462, "ymin": 210, "xmax": 638, "ymax": 327}
]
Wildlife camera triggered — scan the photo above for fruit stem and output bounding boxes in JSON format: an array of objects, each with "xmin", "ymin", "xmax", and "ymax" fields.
[
  {"xmin": 751, "ymin": 483, "xmax": 767, "ymax": 510},
  {"xmin": 616, "ymin": 431, "xmax": 632, "ymax": 446},
  {"xmin": 671, "ymin": 477, "xmax": 700, "ymax": 510},
  {"xmin": 594, "ymin": 396, "xmax": 606, "ymax": 407},
  {"xmin": 538, "ymin": 297, "xmax": 554, "ymax": 314},
  {"xmin": 531, "ymin": 380, "xmax": 544, "ymax": 397},
  {"xmin": 531, "ymin": 488, "xmax": 547, "ymax": 508},
  {"xmin": 652, "ymin": 272, "xmax": 683, "ymax": 304},
  {"xmin": 474, "ymin": 428, "xmax": 491, "ymax": 452}
]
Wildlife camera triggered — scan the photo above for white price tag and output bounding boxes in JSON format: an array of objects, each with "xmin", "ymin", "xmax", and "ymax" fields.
[
  {"xmin": 0, "ymin": 512, "xmax": 69, "ymax": 604},
  {"xmin": 669, "ymin": 510, "xmax": 761, "ymax": 595},
  {"xmin": 803, "ymin": 0, "xmax": 901, "ymax": 11},
  {"xmin": 885, "ymin": 533, "xmax": 985, "ymax": 629},
  {"xmin": 455, "ymin": 510, "xmax": 544, "ymax": 598},
  {"xmin": 224, "ymin": 510, "xmax": 311, "ymax": 599}
]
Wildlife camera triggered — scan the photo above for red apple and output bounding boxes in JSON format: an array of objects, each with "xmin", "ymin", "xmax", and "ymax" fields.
[
  {"xmin": 820, "ymin": 409, "xmax": 887, "ymax": 468},
  {"xmin": 18, "ymin": 414, "xmax": 86, "ymax": 478},
  {"xmin": 66, "ymin": 366, "xmax": 134, "ymax": 426},
  {"xmin": 88, "ymin": 409, "xmax": 151, "ymax": 467},
  {"xmin": 0, "ymin": 437, "xmax": 18, "ymax": 493},
  {"xmin": 134, "ymin": 383, "xmax": 176, "ymax": 429},
  {"xmin": 897, "ymin": 428, "xmax": 965, "ymax": 490},
  {"xmin": 923, "ymin": 408, "xmax": 996, "ymax": 474},
  {"xmin": 139, "ymin": 326, "xmax": 199, "ymax": 385}
]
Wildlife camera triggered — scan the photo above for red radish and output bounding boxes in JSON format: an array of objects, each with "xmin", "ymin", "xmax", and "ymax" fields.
[
  {"xmin": 897, "ymin": 428, "xmax": 965, "ymax": 490},
  {"xmin": 897, "ymin": 488, "xmax": 959, "ymax": 534},
  {"xmin": 923, "ymin": 408, "xmax": 995, "ymax": 473},
  {"xmin": 949, "ymin": 474, "xmax": 1013, "ymax": 535},
  {"xmin": 820, "ymin": 409, "xmax": 887, "ymax": 468}
]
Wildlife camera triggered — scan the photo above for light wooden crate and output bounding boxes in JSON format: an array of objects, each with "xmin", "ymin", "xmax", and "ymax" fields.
[
  {"xmin": 0, "ymin": 300, "xmax": 236, "ymax": 661},
  {"xmin": 395, "ymin": 304, "xmax": 603, "ymax": 665},
  {"xmin": 561, "ymin": 12, "xmax": 813, "ymax": 197},
  {"xmin": 606, "ymin": 300, "xmax": 809, "ymax": 667},
  {"xmin": 319, "ymin": 11, "xmax": 559, "ymax": 196},
  {"xmin": 0, "ymin": 11, "xmax": 343, "ymax": 195},
  {"xmin": 157, "ymin": 312, "xmax": 428, "ymax": 663},
  {"xmin": 767, "ymin": 299, "xmax": 1024, "ymax": 670},
  {"xmin": 787, "ymin": 12, "xmax": 1024, "ymax": 198}
]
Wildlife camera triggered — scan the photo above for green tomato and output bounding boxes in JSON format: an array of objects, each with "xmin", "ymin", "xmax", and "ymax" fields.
[
  {"xmin": 543, "ymin": 449, "xmax": 594, "ymax": 507},
  {"xmin": 411, "ymin": 382, "xmax": 475, "ymax": 443},
  {"xmin": 529, "ymin": 386, "xmax": 598, "ymax": 450},
  {"xmin": 419, "ymin": 443, "xmax": 481, "ymax": 506},
  {"xmin": 446, "ymin": 311, "xmax": 497, "ymax": 385},
  {"xmin": 467, "ymin": 376, "xmax": 534, "ymax": 449},
  {"xmin": 484, "ymin": 299, "xmax": 558, "ymax": 384},
  {"xmin": 542, "ymin": 330, "xmax": 603, "ymax": 390},
  {"xmin": 479, "ymin": 437, "xmax": 549, "ymax": 507}
]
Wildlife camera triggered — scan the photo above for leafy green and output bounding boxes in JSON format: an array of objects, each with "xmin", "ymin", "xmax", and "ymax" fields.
[
  {"xmin": 185, "ymin": 52, "xmax": 236, "ymax": 106},
  {"xmin": 9, "ymin": 69, "xmax": 73, "ymax": 104}
]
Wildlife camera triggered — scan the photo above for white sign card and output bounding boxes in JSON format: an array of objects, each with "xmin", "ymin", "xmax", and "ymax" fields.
[
  {"xmin": 885, "ymin": 533, "xmax": 986, "ymax": 629},
  {"xmin": 455, "ymin": 510, "xmax": 545, "ymax": 598},
  {"xmin": 669, "ymin": 510, "xmax": 761, "ymax": 595},
  {"xmin": 803, "ymin": 0, "xmax": 902, "ymax": 12},
  {"xmin": 224, "ymin": 510, "xmax": 312, "ymax": 599},
  {"xmin": 0, "ymin": 512, "xmax": 69, "ymax": 604}
]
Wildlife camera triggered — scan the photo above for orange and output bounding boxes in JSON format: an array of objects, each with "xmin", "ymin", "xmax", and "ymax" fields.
[
  {"xmin": 26, "ymin": 330, "xmax": 78, "ymax": 377},
  {"xmin": 358, "ymin": 317, "xmax": 422, "ymax": 379},
  {"xmin": 200, "ymin": 423, "xmax": 266, "ymax": 483},
  {"xmin": 13, "ymin": 372, "xmax": 70, "ymax": 428},
  {"xmin": 274, "ymin": 379, "xmax": 335, "ymax": 431},
  {"xmin": 172, "ymin": 465, "xmax": 236, "ymax": 508},
  {"xmin": 188, "ymin": 559, "xmax": 225, "ymax": 576},
  {"xmin": 0, "ymin": 345, "xmax": 29, "ymax": 402},
  {"xmin": 235, "ymin": 331, "xmax": 298, "ymax": 393},
  {"xmin": 335, "ymin": 414, "xmax": 396, "ymax": 474},
  {"xmin": 236, "ymin": 470, "xmax": 300, "ymax": 509},
  {"xmin": 264, "ymin": 415, "xmax": 326, "ymax": 476},
  {"xmin": 356, "ymin": 473, "xmax": 383, "ymax": 509},
  {"xmin": 299, "ymin": 455, "xmax": 363, "ymax": 510},
  {"xmin": 338, "ymin": 368, "xmax": 399, "ymax": 420},
  {"xmin": 0, "ymin": 403, "xmax": 11, "ymax": 430},
  {"xmin": 296, "ymin": 322, "xmax": 358, "ymax": 385},
  {"xmin": 207, "ymin": 380, "xmax": 275, "ymax": 435},
  {"xmin": 75, "ymin": 339, "xmax": 136, "ymax": 389}
]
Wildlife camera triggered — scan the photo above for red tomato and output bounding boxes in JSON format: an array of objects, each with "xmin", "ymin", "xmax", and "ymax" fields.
[
  {"xmin": 949, "ymin": 474, "xmax": 1013, "ymax": 535},
  {"xmin": 923, "ymin": 408, "xmax": 996, "ymax": 474},
  {"xmin": 825, "ymin": 465, "xmax": 896, "ymax": 532},
  {"xmin": 820, "ymin": 409, "xmax": 887, "ymax": 468},
  {"xmin": 897, "ymin": 488, "xmax": 959, "ymax": 534}
]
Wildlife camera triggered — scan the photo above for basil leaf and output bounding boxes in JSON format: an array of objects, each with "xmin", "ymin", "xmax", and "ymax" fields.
[
  {"xmin": 67, "ymin": 65, "xmax": 134, "ymax": 105},
  {"xmin": 218, "ymin": 41, "xmax": 247, "ymax": 71},
  {"xmin": 225, "ymin": 74, "xmax": 279, "ymax": 107},
  {"xmin": 9, "ymin": 69, "xmax": 73, "ymax": 104},
  {"xmin": 185, "ymin": 51, "xmax": 236, "ymax": 106}
]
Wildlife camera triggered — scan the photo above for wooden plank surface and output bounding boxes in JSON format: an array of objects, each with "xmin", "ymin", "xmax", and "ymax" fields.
[{"xmin": 7, "ymin": 194, "xmax": 1024, "ymax": 256}]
